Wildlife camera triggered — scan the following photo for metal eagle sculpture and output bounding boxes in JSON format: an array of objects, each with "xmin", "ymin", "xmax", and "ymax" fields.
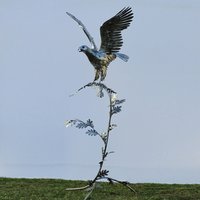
[{"xmin": 66, "ymin": 7, "xmax": 133, "ymax": 81}]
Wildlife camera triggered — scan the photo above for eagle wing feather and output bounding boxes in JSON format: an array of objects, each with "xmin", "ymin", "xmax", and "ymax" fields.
[
  {"xmin": 66, "ymin": 12, "xmax": 98, "ymax": 50},
  {"xmin": 100, "ymin": 7, "xmax": 133, "ymax": 53}
]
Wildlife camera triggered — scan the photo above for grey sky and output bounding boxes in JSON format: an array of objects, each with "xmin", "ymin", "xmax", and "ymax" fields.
[{"xmin": 1, "ymin": 0, "xmax": 200, "ymax": 183}]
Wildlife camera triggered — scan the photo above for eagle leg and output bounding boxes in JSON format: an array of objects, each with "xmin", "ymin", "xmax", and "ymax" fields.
[
  {"xmin": 100, "ymin": 66, "xmax": 108, "ymax": 81},
  {"xmin": 94, "ymin": 69, "xmax": 100, "ymax": 82}
]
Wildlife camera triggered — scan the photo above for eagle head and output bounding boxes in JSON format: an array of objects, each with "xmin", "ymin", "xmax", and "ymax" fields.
[{"xmin": 78, "ymin": 45, "xmax": 88, "ymax": 52}]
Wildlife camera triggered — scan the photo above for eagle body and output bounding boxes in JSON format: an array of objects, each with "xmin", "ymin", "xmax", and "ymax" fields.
[
  {"xmin": 66, "ymin": 7, "xmax": 133, "ymax": 81},
  {"xmin": 79, "ymin": 45, "xmax": 116, "ymax": 81}
]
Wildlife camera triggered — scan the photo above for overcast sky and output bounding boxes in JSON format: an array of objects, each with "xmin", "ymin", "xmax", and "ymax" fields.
[{"xmin": 1, "ymin": 0, "xmax": 200, "ymax": 183}]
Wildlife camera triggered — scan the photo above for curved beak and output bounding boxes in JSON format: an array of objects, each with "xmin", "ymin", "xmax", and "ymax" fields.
[{"xmin": 78, "ymin": 47, "xmax": 82, "ymax": 52}]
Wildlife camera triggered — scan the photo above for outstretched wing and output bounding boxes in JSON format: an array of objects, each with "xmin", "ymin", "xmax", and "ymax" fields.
[
  {"xmin": 66, "ymin": 12, "xmax": 98, "ymax": 50},
  {"xmin": 100, "ymin": 7, "xmax": 133, "ymax": 53}
]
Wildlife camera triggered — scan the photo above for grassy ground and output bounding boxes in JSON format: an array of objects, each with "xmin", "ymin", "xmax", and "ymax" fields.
[{"xmin": 0, "ymin": 178, "xmax": 200, "ymax": 200}]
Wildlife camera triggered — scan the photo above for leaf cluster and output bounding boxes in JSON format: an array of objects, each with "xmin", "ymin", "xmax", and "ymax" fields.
[
  {"xmin": 97, "ymin": 169, "xmax": 109, "ymax": 179},
  {"xmin": 65, "ymin": 119, "xmax": 100, "ymax": 137},
  {"xmin": 111, "ymin": 98, "xmax": 125, "ymax": 115}
]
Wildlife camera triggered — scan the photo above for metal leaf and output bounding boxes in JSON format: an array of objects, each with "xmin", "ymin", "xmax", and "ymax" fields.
[
  {"xmin": 65, "ymin": 120, "xmax": 75, "ymax": 128},
  {"xmin": 115, "ymin": 99, "xmax": 126, "ymax": 105},
  {"xmin": 98, "ymin": 169, "xmax": 109, "ymax": 178},
  {"xmin": 86, "ymin": 119, "xmax": 94, "ymax": 128},
  {"xmin": 112, "ymin": 105, "xmax": 122, "ymax": 115},
  {"xmin": 86, "ymin": 129, "xmax": 99, "ymax": 136},
  {"xmin": 76, "ymin": 121, "xmax": 88, "ymax": 129}
]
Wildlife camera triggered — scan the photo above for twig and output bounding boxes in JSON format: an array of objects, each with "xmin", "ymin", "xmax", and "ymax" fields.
[
  {"xmin": 105, "ymin": 177, "xmax": 137, "ymax": 194},
  {"xmin": 65, "ymin": 184, "xmax": 90, "ymax": 191}
]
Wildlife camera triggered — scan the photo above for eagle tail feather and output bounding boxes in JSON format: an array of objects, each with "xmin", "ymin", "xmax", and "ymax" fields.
[{"xmin": 115, "ymin": 53, "xmax": 129, "ymax": 62}]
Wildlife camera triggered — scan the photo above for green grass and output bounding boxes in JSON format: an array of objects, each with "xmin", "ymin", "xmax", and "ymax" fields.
[{"xmin": 0, "ymin": 178, "xmax": 200, "ymax": 200}]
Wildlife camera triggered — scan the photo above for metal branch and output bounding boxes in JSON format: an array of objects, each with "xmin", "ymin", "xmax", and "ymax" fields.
[
  {"xmin": 102, "ymin": 177, "xmax": 137, "ymax": 194},
  {"xmin": 65, "ymin": 82, "xmax": 136, "ymax": 199},
  {"xmin": 89, "ymin": 89, "xmax": 113, "ymax": 186}
]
